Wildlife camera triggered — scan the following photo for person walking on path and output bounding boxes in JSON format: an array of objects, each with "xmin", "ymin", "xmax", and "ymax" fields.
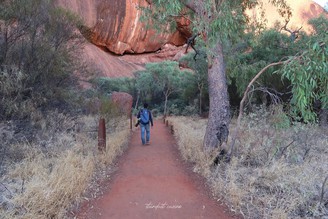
[{"xmin": 136, "ymin": 103, "xmax": 153, "ymax": 145}]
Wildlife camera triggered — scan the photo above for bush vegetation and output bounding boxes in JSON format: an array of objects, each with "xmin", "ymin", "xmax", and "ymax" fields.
[
  {"xmin": 92, "ymin": 60, "xmax": 204, "ymax": 116},
  {"xmin": 167, "ymin": 110, "xmax": 328, "ymax": 218},
  {"xmin": 0, "ymin": 0, "xmax": 86, "ymax": 120},
  {"xmin": 0, "ymin": 112, "xmax": 131, "ymax": 218},
  {"xmin": 90, "ymin": 16, "xmax": 328, "ymax": 125},
  {"xmin": 227, "ymin": 15, "xmax": 328, "ymax": 124},
  {"xmin": 0, "ymin": 1, "xmax": 132, "ymax": 218},
  {"xmin": 0, "ymin": 0, "xmax": 327, "ymax": 218}
]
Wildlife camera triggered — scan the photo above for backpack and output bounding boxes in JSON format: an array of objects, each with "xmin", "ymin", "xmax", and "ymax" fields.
[{"xmin": 140, "ymin": 109, "xmax": 150, "ymax": 124}]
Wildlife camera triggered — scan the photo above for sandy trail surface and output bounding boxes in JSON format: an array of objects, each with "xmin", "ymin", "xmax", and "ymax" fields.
[{"xmin": 76, "ymin": 120, "xmax": 238, "ymax": 219}]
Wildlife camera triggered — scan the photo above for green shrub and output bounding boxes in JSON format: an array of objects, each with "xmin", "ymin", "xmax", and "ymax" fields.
[
  {"xmin": 0, "ymin": 0, "xmax": 84, "ymax": 120},
  {"xmin": 99, "ymin": 98, "xmax": 121, "ymax": 119},
  {"xmin": 181, "ymin": 105, "xmax": 199, "ymax": 116},
  {"xmin": 93, "ymin": 77, "xmax": 136, "ymax": 95},
  {"xmin": 269, "ymin": 105, "xmax": 291, "ymax": 129}
]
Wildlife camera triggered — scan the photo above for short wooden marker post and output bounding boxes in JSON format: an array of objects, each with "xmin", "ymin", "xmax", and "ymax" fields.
[
  {"xmin": 98, "ymin": 118, "xmax": 106, "ymax": 152},
  {"xmin": 130, "ymin": 111, "xmax": 133, "ymax": 130}
]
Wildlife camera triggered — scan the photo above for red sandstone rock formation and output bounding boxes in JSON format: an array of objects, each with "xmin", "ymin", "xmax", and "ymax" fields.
[
  {"xmin": 55, "ymin": 0, "xmax": 326, "ymax": 78},
  {"xmin": 55, "ymin": 0, "xmax": 188, "ymax": 55},
  {"xmin": 83, "ymin": 43, "xmax": 143, "ymax": 78},
  {"xmin": 247, "ymin": 0, "xmax": 327, "ymax": 33},
  {"xmin": 111, "ymin": 92, "xmax": 133, "ymax": 116}
]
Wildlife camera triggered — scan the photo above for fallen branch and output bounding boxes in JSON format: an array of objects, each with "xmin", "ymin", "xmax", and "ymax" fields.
[
  {"xmin": 0, "ymin": 182, "xmax": 12, "ymax": 195},
  {"xmin": 320, "ymin": 175, "xmax": 328, "ymax": 206},
  {"xmin": 277, "ymin": 140, "xmax": 294, "ymax": 160}
]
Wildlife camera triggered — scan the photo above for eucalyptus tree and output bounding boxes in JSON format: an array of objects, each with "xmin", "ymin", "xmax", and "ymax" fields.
[
  {"xmin": 235, "ymin": 15, "xmax": 328, "ymax": 125},
  {"xmin": 179, "ymin": 50, "xmax": 208, "ymax": 115},
  {"xmin": 280, "ymin": 16, "xmax": 328, "ymax": 125},
  {"xmin": 94, "ymin": 77, "xmax": 136, "ymax": 95},
  {"xmin": 150, "ymin": 61, "xmax": 183, "ymax": 116},
  {"xmin": 134, "ymin": 70, "xmax": 154, "ymax": 105},
  {"xmin": 227, "ymin": 29, "xmax": 302, "ymax": 103},
  {"xmin": 142, "ymin": 0, "xmax": 291, "ymax": 153},
  {"xmin": 135, "ymin": 61, "xmax": 183, "ymax": 116},
  {"xmin": 229, "ymin": 16, "xmax": 328, "ymax": 153}
]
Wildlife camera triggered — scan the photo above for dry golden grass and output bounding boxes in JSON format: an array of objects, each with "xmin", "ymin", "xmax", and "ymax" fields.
[
  {"xmin": 167, "ymin": 110, "xmax": 328, "ymax": 219},
  {"xmin": 99, "ymin": 127, "xmax": 131, "ymax": 166},
  {"xmin": 0, "ymin": 114, "xmax": 131, "ymax": 219},
  {"xmin": 168, "ymin": 117, "xmax": 214, "ymax": 177}
]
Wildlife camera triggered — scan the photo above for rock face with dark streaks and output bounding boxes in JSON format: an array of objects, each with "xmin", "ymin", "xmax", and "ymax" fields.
[
  {"xmin": 56, "ymin": 0, "xmax": 188, "ymax": 55},
  {"xmin": 55, "ymin": 0, "xmax": 327, "ymax": 78}
]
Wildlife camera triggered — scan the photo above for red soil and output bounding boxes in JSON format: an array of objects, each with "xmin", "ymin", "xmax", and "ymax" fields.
[{"xmin": 75, "ymin": 121, "xmax": 239, "ymax": 219}]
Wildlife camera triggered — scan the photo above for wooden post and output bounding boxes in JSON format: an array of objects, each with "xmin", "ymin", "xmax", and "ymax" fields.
[
  {"xmin": 130, "ymin": 111, "xmax": 133, "ymax": 130},
  {"xmin": 98, "ymin": 118, "xmax": 106, "ymax": 152}
]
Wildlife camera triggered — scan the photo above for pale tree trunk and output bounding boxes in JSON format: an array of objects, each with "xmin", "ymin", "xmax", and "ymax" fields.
[
  {"xmin": 198, "ymin": 82, "xmax": 203, "ymax": 115},
  {"xmin": 163, "ymin": 90, "xmax": 170, "ymax": 116},
  {"xmin": 203, "ymin": 42, "xmax": 230, "ymax": 152},
  {"xmin": 164, "ymin": 95, "xmax": 168, "ymax": 116},
  {"xmin": 134, "ymin": 90, "xmax": 140, "ymax": 111},
  {"xmin": 199, "ymin": 89, "xmax": 202, "ymax": 115},
  {"xmin": 319, "ymin": 108, "xmax": 328, "ymax": 127}
]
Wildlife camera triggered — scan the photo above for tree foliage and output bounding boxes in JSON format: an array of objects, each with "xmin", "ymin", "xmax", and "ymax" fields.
[
  {"xmin": 227, "ymin": 29, "xmax": 302, "ymax": 101},
  {"xmin": 140, "ymin": 0, "xmax": 295, "ymax": 152},
  {"xmin": 226, "ymin": 14, "xmax": 328, "ymax": 125},
  {"xmin": 179, "ymin": 49, "xmax": 208, "ymax": 114},
  {"xmin": 134, "ymin": 61, "xmax": 186, "ymax": 115},
  {"xmin": 280, "ymin": 16, "xmax": 328, "ymax": 122},
  {"xmin": 0, "ymin": 0, "xmax": 84, "ymax": 119},
  {"xmin": 93, "ymin": 77, "xmax": 136, "ymax": 95}
]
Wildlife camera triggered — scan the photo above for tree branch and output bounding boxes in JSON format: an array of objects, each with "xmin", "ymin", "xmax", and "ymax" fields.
[
  {"xmin": 185, "ymin": 33, "xmax": 201, "ymax": 60},
  {"xmin": 182, "ymin": 0, "xmax": 197, "ymax": 12},
  {"xmin": 320, "ymin": 175, "xmax": 328, "ymax": 206},
  {"xmin": 280, "ymin": 20, "xmax": 302, "ymax": 41},
  {"xmin": 0, "ymin": 182, "xmax": 12, "ymax": 195},
  {"xmin": 227, "ymin": 61, "xmax": 287, "ymax": 159},
  {"xmin": 251, "ymin": 86, "xmax": 284, "ymax": 105}
]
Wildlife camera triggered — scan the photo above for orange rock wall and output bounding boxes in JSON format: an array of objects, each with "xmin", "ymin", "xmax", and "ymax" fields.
[
  {"xmin": 111, "ymin": 92, "xmax": 133, "ymax": 116},
  {"xmin": 55, "ymin": 0, "xmax": 186, "ymax": 55},
  {"xmin": 83, "ymin": 44, "xmax": 143, "ymax": 78},
  {"xmin": 248, "ymin": 0, "xmax": 327, "ymax": 33},
  {"xmin": 54, "ymin": 0, "xmax": 327, "ymax": 79},
  {"xmin": 56, "ymin": 0, "xmax": 326, "ymax": 56},
  {"xmin": 55, "ymin": 0, "xmax": 97, "ymax": 27}
]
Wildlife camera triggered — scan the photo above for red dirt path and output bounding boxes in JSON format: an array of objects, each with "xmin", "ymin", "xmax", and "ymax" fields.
[{"xmin": 76, "ymin": 120, "xmax": 238, "ymax": 219}]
